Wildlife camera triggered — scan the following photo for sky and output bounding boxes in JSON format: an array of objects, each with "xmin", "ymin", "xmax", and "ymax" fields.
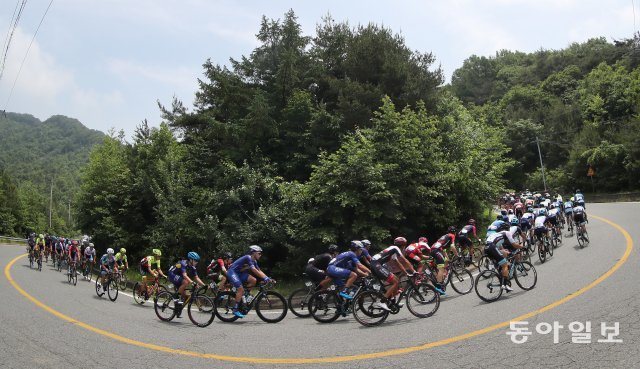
[{"xmin": 0, "ymin": 0, "xmax": 637, "ymax": 138}]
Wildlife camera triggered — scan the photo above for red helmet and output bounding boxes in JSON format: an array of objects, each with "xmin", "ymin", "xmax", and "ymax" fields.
[
  {"xmin": 418, "ymin": 236, "xmax": 428, "ymax": 243},
  {"xmin": 393, "ymin": 237, "xmax": 407, "ymax": 247},
  {"xmin": 71, "ymin": 240, "xmax": 78, "ymax": 246}
]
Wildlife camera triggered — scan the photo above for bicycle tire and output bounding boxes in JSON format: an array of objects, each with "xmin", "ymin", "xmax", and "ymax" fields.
[
  {"xmin": 537, "ymin": 241, "xmax": 546, "ymax": 263},
  {"xmin": 449, "ymin": 268, "xmax": 473, "ymax": 295},
  {"xmin": 188, "ymin": 295, "xmax": 216, "ymax": 327},
  {"xmin": 133, "ymin": 282, "xmax": 146, "ymax": 305},
  {"xmin": 107, "ymin": 279, "xmax": 119, "ymax": 301},
  {"xmin": 309, "ymin": 289, "xmax": 341, "ymax": 323},
  {"xmin": 287, "ymin": 287, "xmax": 313, "ymax": 318},
  {"xmin": 37, "ymin": 257, "xmax": 42, "ymax": 271},
  {"xmin": 548, "ymin": 239, "xmax": 554, "ymax": 256},
  {"xmin": 255, "ymin": 291, "xmax": 288, "ymax": 323},
  {"xmin": 477, "ymin": 255, "xmax": 492, "ymax": 272},
  {"xmin": 95, "ymin": 278, "xmax": 105, "ymax": 297},
  {"xmin": 154, "ymin": 291, "xmax": 177, "ymax": 322},
  {"xmin": 352, "ymin": 290, "xmax": 388, "ymax": 327},
  {"xmin": 513, "ymin": 261, "xmax": 537, "ymax": 290},
  {"xmin": 214, "ymin": 291, "xmax": 240, "ymax": 322},
  {"xmin": 406, "ymin": 283, "xmax": 440, "ymax": 318},
  {"xmin": 471, "ymin": 247, "xmax": 483, "ymax": 266},
  {"xmin": 474, "ymin": 270, "xmax": 503, "ymax": 303},
  {"xmin": 71, "ymin": 267, "xmax": 77, "ymax": 286},
  {"xmin": 118, "ymin": 273, "xmax": 127, "ymax": 291}
]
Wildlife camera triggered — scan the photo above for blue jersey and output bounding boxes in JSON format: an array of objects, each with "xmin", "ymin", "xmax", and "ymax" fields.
[
  {"xmin": 329, "ymin": 251, "xmax": 360, "ymax": 270},
  {"xmin": 100, "ymin": 254, "xmax": 116, "ymax": 267},
  {"xmin": 169, "ymin": 260, "xmax": 198, "ymax": 278},
  {"xmin": 228, "ymin": 254, "xmax": 259, "ymax": 273},
  {"xmin": 358, "ymin": 248, "xmax": 370, "ymax": 262}
]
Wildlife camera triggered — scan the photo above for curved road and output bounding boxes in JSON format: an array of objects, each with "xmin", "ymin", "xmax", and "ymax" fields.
[{"xmin": 0, "ymin": 202, "xmax": 638, "ymax": 369}]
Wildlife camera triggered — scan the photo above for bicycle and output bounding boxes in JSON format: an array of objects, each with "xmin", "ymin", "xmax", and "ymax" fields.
[
  {"xmin": 576, "ymin": 223, "xmax": 590, "ymax": 248},
  {"xmin": 566, "ymin": 215, "xmax": 574, "ymax": 237},
  {"xmin": 352, "ymin": 273, "xmax": 440, "ymax": 327},
  {"xmin": 67, "ymin": 261, "xmax": 78, "ymax": 286},
  {"xmin": 474, "ymin": 249, "xmax": 537, "ymax": 303},
  {"xmin": 287, "ymin": 275, "xmax": 321, "ymax": 318},
  {"xmin": 215, "ymin": 280, "xmax": 288, "ymax": 323},
  {"xmin": 536, "ymin": 231, "xmax": 553, "ymax": 263},
  {"xmin": 95, "ymin": 270, "xmax": 119, "ymax": 301},
  {"xmin": 37, "ymin": 249, "xmax": 43, "ymax": 272},
  {"xmin": 27, "ymin": 247, "xmax": 34, "ymax": 269},
  {"xmin": 82, "ymin": 259, "xmax": 94, "ymax": 281},
  {"xmin": 133, "ymin": 276, "xmax": 169, "ymax": 305},
  {"xmin": 551, "ymin": 224, "xmax": 563, "ymax": 248},
  {"xmin": 154, "ymin": 283, "xmax": 216, "ymax": 327},
  {"xmin": 424, "ymin": 256, "xmax": 474, "ymax": 295},
  {"xmin": 308, "ymin": 277, "xmax": 376, "ymax": 324},
  {"xmin": 114, "ymin": 267, "xmax": 128, "ymax": 291}
]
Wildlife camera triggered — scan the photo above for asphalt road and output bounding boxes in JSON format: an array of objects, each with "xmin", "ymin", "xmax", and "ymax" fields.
[{"xmin": 0, "ymin": 202, "xmax": 638, "ymax": 369}]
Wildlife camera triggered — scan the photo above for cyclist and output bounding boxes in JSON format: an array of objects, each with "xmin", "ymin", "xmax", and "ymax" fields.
[
  {"xmin": 573, "ymin": 203, "xmax": 588, "ymax": 237},
  {"xmin": 430, "ymin": 226, "xmax": 459, "ymax": 295},
  {"xmin": 358, "ymin": 239, "xmax": 373, "ymax": 268},
  {"xmin": 115, "ymin": 248, "xmax": 129, "ymax": 272},
  {"xmin": 44, "ymin": 234, "xmax": 52, "ymax": 262},
  {"xmin": 547, "ymin": 204, "xmax": 561, "ymax": 239},
  {"xmin": 326, "ymin": 241, "xmax": 370, "ymax": 300},
  {"xmin": 404, "ymin": 237, "xmax": 431, "ymax": 272},
  {"xmin": 534, "ymin": 208, "xmax": 551, "ymax": 247},
  {"xmin": 457, "ymin": 219, "xmax": 480, "ymax": 265},
  {"xmin": 564, "ymin": 198, "xmax": 574, "ymax": 228},
  {"xmin": 485, "ymin": 222, "xmax": 524, "ymax": 292},
  {"xmin": 83, "ymin": 242, "xmax": 97, "ymax": 275},
  {"xmin": 54, "ymin": 237, "xmax": 65, "ymax": 262},
  {"xmin": 207, "ymin": 251, "xmax": 233, "ymax": 290},
  {"xmin": 27, "ymin": 233, "xmax": 36, "ymax": 259},
  {"xmin": 67, "ymin": 240, "xmax": 81, "ymax": 275},
  {"xmin": 97, "ymin": 248, "xmax": 118, "ymax": 292},
  {"xmin": 574, "ymin": 189, "xmax": 586, "ymax": 208},
  {"xmin": 35, "ymin": 233, "xmax": 46, "ymax": 261},
  {"xmin": 369, "ymin": 240, "xmax": 416, "ymax": 311},
  {"xmin": 506, "ymin": 209, "xmax": 517, "ymax": 224},
  {"xmin": 226, "ymin": 245, "xmax": 274, "ymax": 318},
  {"xmin": 304, "ymin": 244, "xmax": 339, "ymax": 291},
  {"xmin": 509, "ymin": 217, "xmax": 525, "ymax": 242},
  {"xmin": 140, "ymin": 248, "xmax": 167, "ymax": 292},
  {"xmin": 168, "ymin": 252, "xmax": 206, "ymax": 315},
  {"xmin": 499, "ymin": 209, "xmax": 509, "ymax": 222},
  {"xmin": 520, "ymin": 207, "xmax": 535, "ymax": 242}
]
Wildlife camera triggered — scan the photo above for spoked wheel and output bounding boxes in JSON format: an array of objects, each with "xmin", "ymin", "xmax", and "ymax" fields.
[
  {"xmin": 96, "ymin": 278, "xmax": 105, "ymax": 297},
  {"xmin": 477, "ymin": 255, "xmax": 492, "ymax": 272},
  {"xmin": 133, "ymin": 282, "xmax": 147, "ymax": 305},
  {"xmin": 71, "ymin": 267, "xmax": 77, "ymax": 286},
  {"xmin": 255, "ymin": 291, "xmax": 288, "ymax": 323},
  {"xmin": 214, "ymin": 291, "xmax": 240, "ymax": 323},
  {"xmin": 188, "ymin": 294, "xmax": 216, "ymax": 327},
  {"xmin": 154, "ymin": 291, "xmax": 177, "ymax": 322},
  {"xmin": 37, "ymin": 257, "xmax": 42, "ymax": 271},
  {"xmin": 471, "ymin": 247, "xmax": 483, "ymax": 267},
  {"xmin": 309, "ymin": 289, "xmax": 341, "ymax": 323},
  {"xmin": 352, "ymin": 290, "xmax": 389, "ymax": 327},
  {"xmin": 287, "ymin": 287, "xmax": 313, "ymax": 318},
  {"xmin": 527, "ymin": 237, "xmax": 536, "ymax": 253},
  {"xmin": 106, "ymin": 280, "xmax": 118, "ymax": 301},
  {"xmin": 548, "ymin": 239, "xmax": 554, "ymax": 256},
  {"xmin": 406, "ymin": 283, "xmax": 440, "ymax": 318},
  {"xmin": 118, "ymin": 273, "xmax": 128, "ymax": 291},
  {"xmin": 475, "ymin": 270, "xmax": 503, "ymax": 303},
  {"xmin": 449, "ymin": 268, "xmax": 474, "ymax": 294},
  {"xmin": 513, "ymin": 261, "xmax": 537, "ymax": 290},
  {"xmin": 537, "ymin": 241, "xmax": 546, "ymax": 263}
]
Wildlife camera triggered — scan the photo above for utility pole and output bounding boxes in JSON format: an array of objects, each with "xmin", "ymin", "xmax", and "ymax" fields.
[
  {"xmin": 49, "ymin": 179, "xmax": 53, "ymax": 229},
  {"xmin": 535, "ymin": 136, "xmax": 547, "ymax": 192},
  {"xmin": 68, "ymin": 200, "xmax": 71, "ymax": 225}
]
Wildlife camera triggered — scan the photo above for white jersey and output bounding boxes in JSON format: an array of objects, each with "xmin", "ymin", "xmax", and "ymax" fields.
[
  {"xmin": 534, "ymin": 215, "xmax": 547, "ymax": 228},
  {"xmin": 486, "ymin": 230, "xmax": 516, "ymax": 249},
  {"xmin": 521, "ymin": 212, "xmax": 534, "ymax": 221},
  {"xmin": 509, "ymin": 226, "xmax": 521, "ymax": 238},
  {"xmin": 548, "ymin": 208, "xmax": 560, "ymax": 217},
  {"xmin": 84, "ymin": 247, "xmax": 96, "ymax": 259}
]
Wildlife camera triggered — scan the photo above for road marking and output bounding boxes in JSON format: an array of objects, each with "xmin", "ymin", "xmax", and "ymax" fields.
[{"xmin": 3, "ymin": 215, "xmax": 634, "ymax": 364}]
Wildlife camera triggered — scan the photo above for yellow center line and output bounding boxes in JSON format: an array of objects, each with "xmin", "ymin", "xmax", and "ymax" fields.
[{"xmin": 2, "ymin": 214, "xmax": 634, "ymax": 364}]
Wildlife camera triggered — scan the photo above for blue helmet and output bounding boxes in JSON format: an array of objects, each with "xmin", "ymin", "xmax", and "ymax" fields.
[
  {"xmin": 187, "ymin": 251, "xmax": 200, "ymax": 261},
  {"xmin": 510, "ymin": 217, "xmax": 519, "ymax": 226}
]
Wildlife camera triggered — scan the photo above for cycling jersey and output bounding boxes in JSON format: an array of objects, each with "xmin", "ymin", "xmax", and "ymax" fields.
[
  {"xmin": 140, "ymin": 255, "xmax": 161, "ymax": 270},
  {"xmin": 305, "ymin": 253, "xmax": 333, "ymax": 283},
  {"xmin": 84, "ymin": 247, "xmax": 96, "ymax": 261},
  {"xmin": 329, "ymin": 251, "xmax": 360, "ymax": 270},
  {"xmin": 100, "ymin": 254, "xmax": 116, "ymax": 268},
  {"xmin": 309, "ymin": 253, "xmax": 332, "ymax": 270},
  {"xmin": 228, "ymin": 255, "xmax": 259, "ymax": 274},
  {"xmin": 575, "ymin": 193, "xmax": 584, "ymax": 202},
  {"xmin": 486, "ymin": 230, "xmax": 517, "ymax": 250},
  {"xmin": 168, "ymin": 260, "xmax": 198, "ymax": 287},
  {"xmin": 573, "ymin": 205, "xmax": 586, "ymax": 224},
  {"xmin": 458, "ymin": 224, "xmax": 477, "ymax": 238},
  {"xmin": 534, "ymin": 215, "xmax": 547, "ymax": 228},
  {"xmin": 564, "ymin": 201, "xmax": 574, "ymax": 214},
  {"xmin": 431, "ymin": 233, "xmax": 456, "ymax": 251},
  {"xmin": 115, "ymin": 252, "xmax": 127, "ymax": 264},
  {"xmin": 207, "ymin": 258, "xmax": 229, "ymax": 275},
  {"xmin": 371, "ymin": 245, "xmax": 402, "ymax": 263},
  {"xmin": 404, "ymin": 242, "xmax": 430, "ymax": 262}
]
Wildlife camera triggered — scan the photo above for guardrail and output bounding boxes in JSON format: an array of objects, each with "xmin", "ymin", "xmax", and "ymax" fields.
[
  {"xmin": 584, "ymin": 191, "xmax": 640, "ymax": 203},
  {"xmin": 0, "ymin": 235, "xmax": 27, "ymax": 244}
]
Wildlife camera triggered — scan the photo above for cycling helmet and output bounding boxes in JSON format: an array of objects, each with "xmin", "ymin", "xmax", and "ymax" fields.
[
  {"xmin": 327, "ymin": 244, "xmax": 339, "ymax": 253},
  {"xmin": 307, "ymin": 258, "xmax": 315, "ymax": 264},
  {"xmin": 576, "ymin": 189, "xmax": 581, "ymax": 193},
  {"xmin": 468, "ymin": 218, "xmax": 475, "ymax": 225},
  {"xmin": 107, "ymin": 248, "xmax": 114, "ymax": 255},
  {"xmin": 89, "ymin": 243, "xmax": 95, "ymax": 248},
  {"xmin": 39, "ymin": 234, "xmax": 44, "ymax": 239},
  {"xmin": 527, "ymin": 207, "xmax": 533, "ymax": 213},
  {"xmin": 71, "ymin": 240, "xmax": 78, "ymax": 246},
  {"xmin": 187, "ymin": 251, "xmax": 200, "ymax": 261},
  {"xmin": 447, "ymin": 226, "xmax": 456, "ymax": 234},
  {"xmin": 222, "ymin": 251, "xmax": 233, "ymax": 259},
  {"xmin": 249, "ymin": 245, "xmax": 263, "ymax": 253},
  {"xmin": 496, "ymin": 215, "xmax": 503, "ymax": 220},
  {"xmin": 393, "ymin": 237, "xmax": 407, "ymax": 247},
  {"xmin": 498, "ymin": 223, "xmax": 510, "ymax": 232},
  {"xmin": 418, "ymin": 236, "xmax": 428, "ymax": 243},
  {"xmin": 361, "ymin": 239, "xmax": 371, "ymax": 248},
  {"xmin": 507, "ymin": 209, "xmax": 514, "ymax": 215},
  {"xmin": 119, "ymin": 247, "xmax": 125, "ymax": 253},
  {"xmin": 152, "ymin": 248, "xmax": 162, "ymax": 256},
  {"xmin": 350, "ymin": 240, "xmax": 364, "ymax": 251},
  {"xmin": 510, "ymin": 218, "xmax": 519, "ymax": 226},
  {"xmin": 500, "ymin": 209, "xmax": 507, "ymax": 216},
  {"xmin": 570, "ymin": 196, "xmax": 575, "ymax": 201},
  {"xmin": 549, "ymin": 203, "xmax": 555, "ymax": 209},
  {"xmin": 539, "ymin": 209, "xmax": 547, "ymax": 216}
]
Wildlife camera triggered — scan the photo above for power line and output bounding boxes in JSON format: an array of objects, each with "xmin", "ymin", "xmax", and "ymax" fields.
[
  {"xmin": 3, "ymin": 0, "xmax": 53, "ymax": 111},
  {"xmin": 0, "ymin": 0, "xmax": 28, "ymax": 82}
]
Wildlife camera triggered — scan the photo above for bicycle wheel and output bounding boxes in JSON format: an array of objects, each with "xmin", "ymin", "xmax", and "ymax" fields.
[
  {"xmin": 107, "ymin": 279, "xmax": 119, "ymax": 301},
  {"xmin": 548, "ymin": 239, "xmax": 554, "ymax": 256},
  {"xmin": 188, "ymin": 294, "xmax": 216, "ymax": 327},
  {"xmin": 527, "ymin": 236, "xmax": 536, "ymax": 253},
  {"xmin": 474, "ymin": 270, "xmax": 503, "ymax": 303},
  {"xmin": 309, "ymin": 289, "xmax": 341, "ymax": 323},
  {"xmin": 71, "ymin": 267, "xmax": 77, "ymax": 286},
  {"xmin": 154, "ymin": 291, "xmax": 177, "ymax": 322},
  {"xmin": 118, "ymin": 273, "xmax": 127, "ymax": 291},
  {"xmin": 133, "ymin": 282, "xmax": 147, "ymax": 305},
  {"xmin": 449, "ymin": 268, "xmax": 473, "ymax": 295},
  {"xmin": 537, "ymin": 241, "xmax": 546, "ymax": 263},
  {"xmin": 477, "ymin": 255, "xmax": 492, "ymax": 272},
  {"xmin": 583, "ymin": 230, "xmax": 589, "ymax": 245},
  {"xmin": 352, "ymin": 290, "xmax": 388, "ymax": 327},
  {"xmin": 37, "ymin": 257, "xmax": 42, "ymax": 271},
  {"xmin": 406, "ymin": 283, "xmax": 440, "ymax": 318},
  {"xmin": 95, "ymin": 278, "xmax": 105, "ymax": 297},
  {"xmin": 287, "ymin": 287, "xmax": 313, "ymax": 318},
  {"xmin": 513, "ymin": 261, "xmax": 537, "ymax": 290},
  {"xmin": 255, "ymin": 291, "xmax": 288, "ymax": 323},
  {"xmin": 471, "ymin": 247, "xmax": 483, "ymax": 266},
  {"xmin": 214, "ymin": 291, "xmax": 240, "ymax": 322}
]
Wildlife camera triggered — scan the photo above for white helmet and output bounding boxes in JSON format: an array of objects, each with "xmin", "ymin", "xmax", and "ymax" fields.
[
  {"xmin": 107, "ymin": 248, "xmax": 114, "ymax": 255},
  {"xmin": 249, "ymin": 245, "xmax": 263, "ymax": 253},
  {"xmin": 89, "ymin": 243, "xmax": 94, "ymax": 248}
]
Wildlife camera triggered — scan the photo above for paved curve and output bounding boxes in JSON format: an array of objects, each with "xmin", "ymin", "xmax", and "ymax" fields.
[{"xmin": 0, "ymin": 202, "xmax": 637, "ymax": 369}]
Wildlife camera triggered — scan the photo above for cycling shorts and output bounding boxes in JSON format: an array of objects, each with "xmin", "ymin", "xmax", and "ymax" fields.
[
  {"xmin": 547, "ymin": 216, "xmax": 558, "ymax": 226},
  {"xmin": 520, "ymin": 220, "xmax": 532, "ymax": 231},
  {"xmin": 457, "ymin": 235, "xmax": 472, "ymax": 249},
  {"xmin": 574, "ymin": 213, "xmax": 586, "ymax": 225},
  {"xmin": 227, "ymin": 270, "xmax": 250, "ymax": 288},
  {"xmin": 534, "ymin": 226, "xmax": 547, "ymax": 238},
  {"xmin": 484, "ymin": 243, "xmax": 508, "ymax": 267},
  {"xmin": 370, "ymin": 260, "xmax": 394, "ymax": 283},
  {"xmin": 168, "ymin": 271, "xmax": 184, "ymax": 288},
  {"xmin": 326, "ymin": 264, "xmax": 352, "ymax": 280},
  {"xmin": 430, "ymin": 249, "xmax": 445, "ymax": 268},
  {"xmin": 304, "ymin": 264, "xmax": 327, "ymax": 284}
]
